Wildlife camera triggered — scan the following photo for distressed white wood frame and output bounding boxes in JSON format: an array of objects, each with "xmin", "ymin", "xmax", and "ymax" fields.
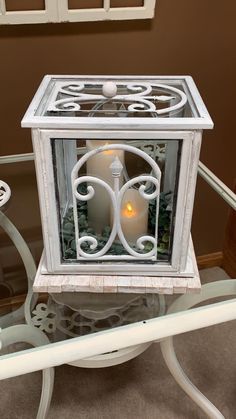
[
  {"xmin": 34, "ymin": 237, "xmax": 201, "ymax": 294},
  {"xmin": 0, "ymin": 0, "xmax": 58, "ymax": 24},
  {"xmin": 32, "ymin": 128, "xmax": 201, "ymax": 277},
  {"xmin": 22, "ymin": 76, "xmax": 214, "ymax": 130},
  {"xmin": 58, "ymin": 0, "xmax": 156, "ymax": 23},
  {"xmin": 0, "ymin": 0, "xmax": 156, "ymax": 25}
]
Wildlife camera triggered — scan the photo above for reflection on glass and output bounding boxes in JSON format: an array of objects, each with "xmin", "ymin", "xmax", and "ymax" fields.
[{"xmin": 52, "ymin": 138, "xmax": 181, "ymax": 264}]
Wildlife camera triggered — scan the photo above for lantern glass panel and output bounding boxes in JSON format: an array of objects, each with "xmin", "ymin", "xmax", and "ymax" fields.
[{"xmin": 51, "ymin": 138, "xmax": 182, "ymax": 265}]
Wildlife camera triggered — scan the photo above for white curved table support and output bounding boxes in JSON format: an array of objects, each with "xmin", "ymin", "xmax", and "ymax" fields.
[
  {"xmin": 0, "ymin": 162, "xmax": 235, "ymax": 419},
  {"xmin": 160, "ymin": 279, "xmax": 236, "ymax": 419},
  {"xmin": 0, "ymin": 207, "xmax": 37, "ymax": 327},
  {"xmin": 0, "ymin": 182, "xmax": 55, "ymax": 419},
  {"xmin": 0, "ymin": 324, "xmax": 54, "ymax": 419},
  {"xmin": 2, "ymin": 294, "xmax": 236, "ymax": 379}
]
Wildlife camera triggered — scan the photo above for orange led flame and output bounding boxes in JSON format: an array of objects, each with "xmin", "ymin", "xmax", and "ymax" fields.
[
  {"xmin": 127, "ymin": 202, "xmax": 133, "ymax": 213},
  {"xmin": 123, "ymin": 201, "xmax": 136, "ymax": 218},
  {"xmin": 103, "ymin": 142, "xmax": 113, "ymax": 155}
]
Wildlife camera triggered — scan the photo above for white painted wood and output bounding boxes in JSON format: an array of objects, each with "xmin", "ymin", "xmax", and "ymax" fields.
[
  {"xmin": 21, "ymin": 75, "xmax": 213, "ymax": 130},
  {"xmin": 179, "ymin": 131, "xmax": 202, "ymax": 271},
  {"xmin": 103, "ymin": 276, "xmax": 118, "ymax": 293},
  {"xmin": 169, "ymin": 131, "xmax": 202, "ymax": 273},
  {"xmin": 103, "ymin": 0, "xmax": 110, "ymax": 14},
  {"xmin": 23, "ymin": 116, "xmax": 213, "ymax": 131},
  {"xmin": 184, "ymin": 77, "xmax": 214, "ymax": 123},
  {"xmin": 167, "ymin": 133, "xmax": 193, "ymax": 271},
  {"xmin": 33, "ymin": 238, "xmax": 200, "ymax": 294},
  {"xmin": 31, "ymin": 129, "xmax": 60, "ymax": 273},
  {"xmin": 0, "ymin": 1, "xmax": 156, "ymax": 25},
  {"xmin": 0, "ymin": 0, "xmax": 6, "ymax": 14},
  {"xmin": 0, "ymin": 0, "xmax": 58, "ymax": 25},
  {"xmin": 58, "ymin": 0, "xmax": 156, "ymax": 23}
]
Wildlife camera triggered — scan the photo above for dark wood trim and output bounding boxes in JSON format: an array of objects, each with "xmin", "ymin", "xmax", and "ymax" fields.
[
  {"xmin": 0, "ymin": 225, "xmax": 42, "ymax": 248},
  {"xmin": 197, "ymin": 252, "xmax": 223, "ymax": 270},
  {"xmin": 0, "ymin": 293, "xmax": 47, "ymax": 313},
  {"xmin": 222, "ymin": 181, "xmax": 236, "ymax": 278}
]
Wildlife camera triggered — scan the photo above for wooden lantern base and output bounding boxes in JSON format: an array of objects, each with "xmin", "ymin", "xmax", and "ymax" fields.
[{"xmin": 33, "ymin": 237, "xmax": 201, "ymax": 295}]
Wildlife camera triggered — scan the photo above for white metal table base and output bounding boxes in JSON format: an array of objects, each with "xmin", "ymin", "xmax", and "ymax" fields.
[
  {"xmin": 1, "ymin": 162, "xmax": 236, "ymax": 418},
  {"xmin": 0, "ymin": 206, "xmax": 54, "ymax": 419},
  {"xmin": 160, "ymin": 279, "xmax": 236, "ymax": 419},
  {"xmin": 0, "ymin": 325, "xmax": 54, "ymax": 419}
]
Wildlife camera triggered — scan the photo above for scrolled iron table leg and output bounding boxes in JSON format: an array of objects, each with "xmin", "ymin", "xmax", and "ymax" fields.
[{"xmin": 160, "ymin": 279, "xmax": 236, "ymax": 419}]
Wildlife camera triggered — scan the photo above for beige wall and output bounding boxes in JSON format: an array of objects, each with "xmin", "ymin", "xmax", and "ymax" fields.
[{"xmin": 0, "ymin": 0, "xmax": 235, "ymax": 261}]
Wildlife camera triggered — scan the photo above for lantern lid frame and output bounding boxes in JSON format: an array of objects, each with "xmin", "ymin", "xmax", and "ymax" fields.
[{"xmin": 21, "ymin": 75, "xmax": 213, "ymax": 131}]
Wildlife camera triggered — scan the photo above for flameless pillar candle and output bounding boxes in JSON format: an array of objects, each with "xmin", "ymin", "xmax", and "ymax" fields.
[
  {"xmin": 86, "ymin": 140, "xmax": 124, "ymax": 233},
  {"xmin": 121, "ymin": 189, "xmax": 148, "ymax": 244}
]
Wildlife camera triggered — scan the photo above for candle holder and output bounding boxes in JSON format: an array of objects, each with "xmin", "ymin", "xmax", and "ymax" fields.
[{"xmin": 22, "ymin": 75, "xmax": 213, "ymax": 293}]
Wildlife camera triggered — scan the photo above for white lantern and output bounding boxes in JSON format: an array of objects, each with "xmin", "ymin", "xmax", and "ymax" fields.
[{"xmin": 22, "ymin": 75, "xmax": 213, "ymax": 294}]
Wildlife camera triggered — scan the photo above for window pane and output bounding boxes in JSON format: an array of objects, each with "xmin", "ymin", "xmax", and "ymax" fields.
[
  {"xmin": 68, "ymin": 0, "xmax": 103, "ymax": 9},
  {"xmin": 110, "ymin": 1, "xmax": 144, "ymax": 8},
  {"xmin": 5, "ymin": 0, "xmax": 45, "ymax": 11}
]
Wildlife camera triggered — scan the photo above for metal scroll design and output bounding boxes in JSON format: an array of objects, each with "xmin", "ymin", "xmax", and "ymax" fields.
[
  {"xmin": 71, "ymin": 144, "xmax": 161, "ymax": 261},
  {"xmin": 32, "ymin": 294, "xmax": 163, "ymax": 338},
  {"xmin": 47, "ymin": 81, "xmax": 187, "ymax": 116},
  {"xmin": 0, "ymin": 180, "xmax": 11, "ymax": 207}
]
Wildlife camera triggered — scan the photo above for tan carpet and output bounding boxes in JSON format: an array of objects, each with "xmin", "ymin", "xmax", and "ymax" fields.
[{"xmin": 1, "ymin": 267, "xmax": 236, "ymax": 419}]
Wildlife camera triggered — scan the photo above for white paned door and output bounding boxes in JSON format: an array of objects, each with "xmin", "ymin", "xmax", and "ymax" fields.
[
  {"xmin": 0, "ymin": 0, "xmax": 58, "ymax": 24},
  {"xmin": 58, "ymin": 0, "xmax": 156, "ymax": 23},
  {"xmin": 0, "ymin": 0, "xmax": 156, "ymax": 25}
]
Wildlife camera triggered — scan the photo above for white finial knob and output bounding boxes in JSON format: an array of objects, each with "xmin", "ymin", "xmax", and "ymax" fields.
[
  {"xmin": 102, "ymin": 81, "xmax": 117, "ymax": 98},
  {"xmin": 110, "ymin": 156, "xmax": 123, "ymax": 177}
]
